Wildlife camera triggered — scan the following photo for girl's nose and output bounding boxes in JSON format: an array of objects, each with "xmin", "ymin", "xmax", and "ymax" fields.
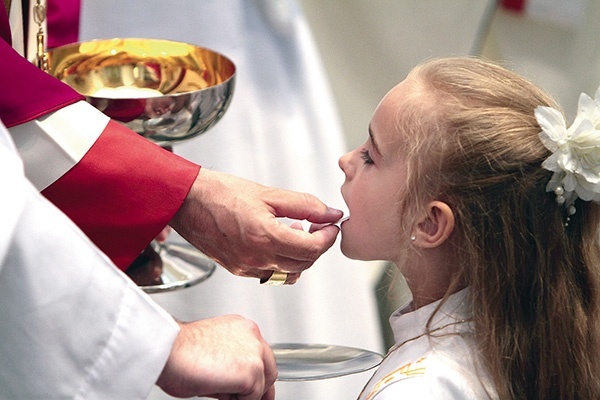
[{"xmin": 338, "ymin": 151, "xmax": 353, "ymax": 176}]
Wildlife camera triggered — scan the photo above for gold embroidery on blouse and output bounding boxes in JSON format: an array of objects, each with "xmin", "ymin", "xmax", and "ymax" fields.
[
  {"xmin": 357, "ymin": 318, "xmax": 469, "ymax": 399},
  {"xmin": 365, "ymin": 357, "xmax": 427, "ymax": 400}
]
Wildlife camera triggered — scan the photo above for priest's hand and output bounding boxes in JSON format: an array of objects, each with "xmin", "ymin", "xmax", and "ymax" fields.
[
  {"xmin": 156, "ymin": 315, "xmax": 277, "ymax": 399},
  {"xmin": 170, "ymin": 168, "xmax": 342, "ymax": 281}
]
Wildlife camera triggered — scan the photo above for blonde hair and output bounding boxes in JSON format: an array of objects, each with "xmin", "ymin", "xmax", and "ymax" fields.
[{"xmin": 397, "ymin": 57, "xmax": 600, "ymax": 399}]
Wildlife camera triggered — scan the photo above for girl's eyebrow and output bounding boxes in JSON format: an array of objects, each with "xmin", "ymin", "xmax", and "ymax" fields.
[{"xmin": 368, "ymin": 124, "xmax": 382, "ymax": 156}]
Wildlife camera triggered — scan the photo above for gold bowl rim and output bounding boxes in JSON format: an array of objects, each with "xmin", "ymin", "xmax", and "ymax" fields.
[{"xmin": 46, "ymin": 37, "xmax": 237, "ymax": 99}]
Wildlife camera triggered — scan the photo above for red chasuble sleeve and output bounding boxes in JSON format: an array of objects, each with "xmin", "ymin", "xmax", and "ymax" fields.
[{"xmin": 42, "ymin": 121, "xmax": 200, "ymax": 269}]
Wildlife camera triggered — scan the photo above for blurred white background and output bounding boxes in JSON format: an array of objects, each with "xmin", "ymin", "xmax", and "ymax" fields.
[
  {"xmin": 299, "ymin": 0, "xmax": 597, "ymax": 149},
  {"xmin": 79, "ymin": 1, "xmax": 600, "ymax": 398}
]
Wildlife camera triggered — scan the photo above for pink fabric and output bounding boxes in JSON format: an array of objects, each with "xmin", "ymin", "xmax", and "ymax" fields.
[
  {"xmin": 0, "ymin": 2, "xmax": 83, "ymax": 127},
  {"xmin": 501, "ymin": 0, "xmax": 527, "ymax": 13},
  {"xmin": 0, "ymin": 38, "xmax": 83, "ymax": 127},
  {"xmin": 47, "ymin": 0, "xmax": 81, "ymax": 48},
  {"xmin": 0, "ymin": 1, "xmax": 10, "ymax": 44}
]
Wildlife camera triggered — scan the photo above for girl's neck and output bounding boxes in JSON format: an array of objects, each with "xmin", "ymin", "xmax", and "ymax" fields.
[
  {"xmin": 400, "ymin": 246, "xmax": 464, "ymax": 310},
  {"xmin": 408, "ymin": 282, "xmax": 463, "ymax": 309}
]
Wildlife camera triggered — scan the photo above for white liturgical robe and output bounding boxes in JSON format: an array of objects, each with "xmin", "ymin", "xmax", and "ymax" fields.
[{"xmin": 0, "ymin": 121, "xmax": 179, "ymax": 398}]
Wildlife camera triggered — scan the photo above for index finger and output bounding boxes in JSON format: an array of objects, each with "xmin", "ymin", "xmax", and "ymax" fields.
[{"xmin": 266, "ymin": 191, "xmax": 343, "ymax": 224}]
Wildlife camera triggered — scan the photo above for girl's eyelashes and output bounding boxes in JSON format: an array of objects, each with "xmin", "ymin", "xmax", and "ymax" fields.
[{"xmin": 360, "ymin": 149, "xmax": 374, "ymax": 165}]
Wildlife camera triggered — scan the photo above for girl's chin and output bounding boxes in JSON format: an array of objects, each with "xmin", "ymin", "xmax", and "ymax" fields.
[
  {"xmin": 340, "ymin": 240, "xmax": 376, "ymax": 261},
  {"xmin": 339, "ymin": 242, "xmax": 358, "ymax": 260}
]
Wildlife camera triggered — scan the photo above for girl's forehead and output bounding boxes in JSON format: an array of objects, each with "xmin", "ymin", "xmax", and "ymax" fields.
[
  {"xmin": 372, "ymin": 79, "xmax": 419, "ymax": 139},
  {"xmin": 381, "ymin": 79, "xmax": 411, "ymax": 105},
  {"xmin": 379, "ymin": 78, "xmax": 422, "ymax": 116}
]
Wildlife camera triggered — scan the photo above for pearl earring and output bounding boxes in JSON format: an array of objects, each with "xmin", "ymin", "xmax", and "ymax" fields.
[{"xmin": 410, "ymin": 235, "xmax": 416, "ymax": 241}]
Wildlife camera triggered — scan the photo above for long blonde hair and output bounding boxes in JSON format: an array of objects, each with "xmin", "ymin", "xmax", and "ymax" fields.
[{"xmin": 398, "ymin": 57, "xmax": 600, "ymax": 399}]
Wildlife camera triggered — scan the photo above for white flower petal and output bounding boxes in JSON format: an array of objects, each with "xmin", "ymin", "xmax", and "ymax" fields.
[
  {"xmin": 563, "ymin": 173, "xmax": 577, "ymax": 192},
  {"xmin": 578, "ymin": 92, "xmax": 600, "ymax": 127},
  {"xmin": 576, "ymin": 184, "xmax": 596, "ymax": 201},
  {"xmin": 569, "ymin": 119, "xmax": 597, "ymax": 141},
  {"xmin": 594, "ymin": 85, "xmax": 600, "ymax": 101},
  {"xmin": 539, "ymin": 132, "xmax": 559, "ymax": 152},
  {"xmin": 579, "ymin": 167, "xmax": 600, "ymax": 184},
  {"xmin": 580, "ymin": 177, "xmax": 600, "ymax": 193},
  {"xmin": 557, "ymin": 151, "xmax": 578, "ymax": 173},
  {"xmin": 537, "ymin": 91, "xmax": 600, "ymax": 205},
  {"xmin": 541, "ymin": 152, "xmax": 561, "ymax": 172},
  {"xmin": 577, "ymin": 92, "xmax": 596, "ymax": 116},
  {"xmin": 535, "ymin": 106, "xmax": 568, "ymax": 143}
]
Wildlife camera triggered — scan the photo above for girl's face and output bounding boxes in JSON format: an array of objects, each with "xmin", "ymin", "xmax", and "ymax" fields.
[{"xmin": 338, "ymin": 79, "xmax": 414, "ymax": 262}]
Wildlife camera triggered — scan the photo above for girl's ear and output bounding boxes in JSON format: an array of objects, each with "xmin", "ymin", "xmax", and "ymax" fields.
[{"xmin": 413, "ymin": 201, "xmax": 455, "ymax": 248}]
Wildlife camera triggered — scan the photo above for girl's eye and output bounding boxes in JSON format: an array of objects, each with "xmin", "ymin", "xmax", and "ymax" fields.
[{"xmin": 360, "ymin": 149, "xmax": 374, "ymax": 165}]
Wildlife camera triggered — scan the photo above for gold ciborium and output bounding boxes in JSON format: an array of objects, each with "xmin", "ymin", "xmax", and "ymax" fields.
[{"xmin": 46, "ymin": 38, "xmax": 236, "ymax": 292}]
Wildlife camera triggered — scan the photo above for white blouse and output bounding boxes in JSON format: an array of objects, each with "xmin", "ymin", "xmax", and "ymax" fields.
[{"xmin": 358, "ymin": 289, "xmax": 498, "ymax": 400}]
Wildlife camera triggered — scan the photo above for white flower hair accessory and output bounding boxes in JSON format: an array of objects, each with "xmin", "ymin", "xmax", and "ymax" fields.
[{"xmin": 535, "ymin": 85, "xmax": 600, "ymax": 225}]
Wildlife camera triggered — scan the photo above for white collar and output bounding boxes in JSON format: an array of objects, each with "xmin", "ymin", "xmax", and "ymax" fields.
[{"xmin": 389, "ymin": 288, "xmax": 473, "ymax": 346}]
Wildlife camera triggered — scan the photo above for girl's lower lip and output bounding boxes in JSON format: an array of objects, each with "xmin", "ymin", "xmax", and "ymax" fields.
[
  {"xmin": 334, "ymin": 216, "xmax": 350, "ymax": 228},
  {"xmin": 308, "ymin": 217, "xmax": 349, "ymax": 233}
]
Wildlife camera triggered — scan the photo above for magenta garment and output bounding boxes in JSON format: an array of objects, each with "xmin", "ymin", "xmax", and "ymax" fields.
[
  {"xmin": 47, "ymin": 0, "xmax": 81, "ymax": 49},
  {"xmin": 0, "ymin": 3, "xmax": 83, "ymax": 127}
]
